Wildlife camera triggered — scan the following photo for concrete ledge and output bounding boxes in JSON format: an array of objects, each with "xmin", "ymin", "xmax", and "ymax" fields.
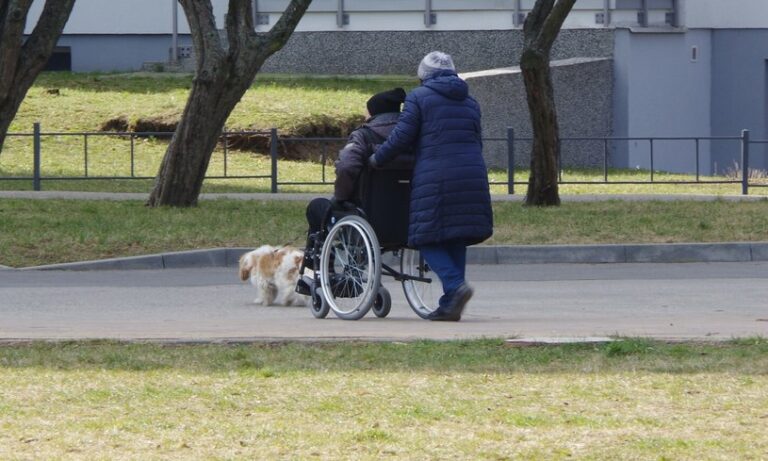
[
  {"xmin": 494, "ymin": 244, "xmax": 626, "ymax": 264},
  {"xmin": 163, "ymin": 248, "xmax": 228, "ymax": 269},
  {"xmin": 748, "ymin": 243, "xmax": 768, "ymax": 261},
  {"xmin": 625, "ymin": 243, "xmax": 753, "ymax": 263},
  {"xmin": 24, "ymin": 248, "xmax": 243, "ymax": 271},
  {"xmin": 23, "ymin": 254, "xmax": 165, "ymax": 271},
  {"xmin": 14, "ymin": 242, "xmax": 768, "ymax": 271}
]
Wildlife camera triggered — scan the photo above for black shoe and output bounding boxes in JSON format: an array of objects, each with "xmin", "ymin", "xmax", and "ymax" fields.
[
  {"xmin": 445, "ymin": 283, "xmax": 473, "ymax": 321},
  {"xmin": 295, "ymin": 276, "xmax": 312, "ymax": 296},
  {"xmin": 426, "ymin": 308, "xmax": 460, "ymax": 322}
]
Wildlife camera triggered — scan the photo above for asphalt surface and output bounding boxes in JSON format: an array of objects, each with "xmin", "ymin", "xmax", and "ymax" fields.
[
  {"xmin": 2, "ymin": 191, "xmax": 767, "ymax": 343},
  {"xmin": 1, "ymin": 262, "xmax": 766, "ymax": 342}
]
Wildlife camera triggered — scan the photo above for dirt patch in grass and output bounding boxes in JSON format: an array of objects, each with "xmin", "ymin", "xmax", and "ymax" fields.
[{"xmin": 98, "ymin": 113, "xmax": 362, "ymax": 161}]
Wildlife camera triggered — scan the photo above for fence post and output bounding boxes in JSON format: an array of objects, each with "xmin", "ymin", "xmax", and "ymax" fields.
[
  {"xmin": 506, "ymin": 127, "xmax": 515, "ymax": 195},
  {"xmin": 270, "ymin": 128, "xmax": 278, "ymax": 193},
  {"xmin": 741, "ymin": 129, "xmax": 750, "ymax": 195},
  {"xmin": 33, "ymin": 122, "xmax": 41, "ymax": 191}
]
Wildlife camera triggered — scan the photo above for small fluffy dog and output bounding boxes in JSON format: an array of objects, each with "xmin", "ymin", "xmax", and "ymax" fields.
[{"xmin": 239, "ymin": 245, "xmax": 306, "ymax": 306}]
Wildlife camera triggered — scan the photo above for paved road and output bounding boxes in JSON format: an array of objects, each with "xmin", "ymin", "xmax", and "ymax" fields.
[{"xmin": 1, "ymin": 262, "xmax": 766, "ymax": 342}]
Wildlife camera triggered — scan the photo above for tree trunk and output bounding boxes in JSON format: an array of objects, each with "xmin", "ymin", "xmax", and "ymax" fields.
[
  {"xmin": 521, "ymin": 49, "xmax": 560, "ymax": 206},
  {"xmin": 147, "ymin": 63, "xmax": 250, "ymax": 206},
  {"xmin": 147, "ymin": 0, "xmax": 312, "ymax": 207},
  {"xmin": 519, "ymin": 0, "xmax": 576, "ymax": 207},
  {"xmin": 0, "ymin": 0, "xmax": 77, "ymax": 155},
  {"xmin": 0, "ymin": 97, "xmax": 21, "ymax": 153}
]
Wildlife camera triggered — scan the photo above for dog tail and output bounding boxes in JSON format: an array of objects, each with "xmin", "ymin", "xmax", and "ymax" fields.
[{"xmin": 239, "ymin": 253, "xmax": 253, "ymax": 281}]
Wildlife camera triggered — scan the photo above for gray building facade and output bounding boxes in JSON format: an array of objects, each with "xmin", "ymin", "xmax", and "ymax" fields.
[{"xmin": 29, "ymin": 0, "xmax": 768, "ymax": 175}]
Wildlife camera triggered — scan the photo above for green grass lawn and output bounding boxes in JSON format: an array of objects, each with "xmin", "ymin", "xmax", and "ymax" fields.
[
  {"xmin": 9, "ymin": 72, "xmax": 418, "ymax": 134},
  {"xmin": 2, "ymin": 198, "xmax": 768, "ymax": 268},
  {"xmin": 1, "ymin": 339, "xmax": 766, "ymax": 459}
]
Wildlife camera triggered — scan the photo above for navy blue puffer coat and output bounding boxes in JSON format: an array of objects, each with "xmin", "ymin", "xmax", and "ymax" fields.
[{"xmin": 371, "ymin": 70, "xmax": 493, "ymax": 247}]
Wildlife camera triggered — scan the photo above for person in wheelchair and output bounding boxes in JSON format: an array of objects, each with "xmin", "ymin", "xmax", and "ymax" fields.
[
  {"xmin": 297, "ymin": 87, "xmax": 407, "ymax": 296},
  {"xmin": 368, "ymin": 51, "xmax": 493, "ymax": 322}
]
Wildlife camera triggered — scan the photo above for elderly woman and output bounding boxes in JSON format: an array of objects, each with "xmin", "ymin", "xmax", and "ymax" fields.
[{"xmin": 369, "ymin": 51, "xmax": 493, "ymax": 321}]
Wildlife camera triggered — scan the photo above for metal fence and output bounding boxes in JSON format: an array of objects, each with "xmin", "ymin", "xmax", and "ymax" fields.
[{"xmin": 1, "ymin": 123, "xmax": 766, "ymax": 195}]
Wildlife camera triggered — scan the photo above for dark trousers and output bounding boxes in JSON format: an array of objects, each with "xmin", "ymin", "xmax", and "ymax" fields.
[{"xmin": 418, "ymin": 242, "xmax": 467, "ymax": 306}]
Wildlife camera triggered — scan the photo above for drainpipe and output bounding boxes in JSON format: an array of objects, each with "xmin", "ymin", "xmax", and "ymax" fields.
[
  {"xmin": 336, "ymin": 0, "xmax": 344, "ymax": 28},
  {"xmin": 639, "ymin": 0, "xmax": 649, "ymax": 27},
  {"xmin": 171, "ymin": 0, "xmax": 179, "ymax": 64}
]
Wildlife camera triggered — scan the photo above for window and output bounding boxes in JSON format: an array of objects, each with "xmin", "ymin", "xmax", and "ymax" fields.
[{"xmin": 45, "ymin": 47, "xmax": 71, "ymax": 72}]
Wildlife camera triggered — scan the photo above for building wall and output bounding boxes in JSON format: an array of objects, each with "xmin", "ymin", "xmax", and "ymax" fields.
[
  {"xmin": 683, "ymin": 0, "xmax": 768, "ymax": 29},
  {"xmin": 261, "ymin": 29, "xmax": 613, "ymax": 75},
  {"xmin": 24, "ymin": 0, "xmax": 684, "ymax": 34},
  {"xmin": 464, "ymin": 58, "xmax": 614, "ymax": 170},
  {"xmin": 711, "ymin": 29, "xmax": 768, "ymax": 172},
  {"xmin": 612, "ymin": 29, "xmax": 713, "ymax": 174},
  {"xmin": 55, "ymin": 35, "xmax": 193, "ymax": 73}
]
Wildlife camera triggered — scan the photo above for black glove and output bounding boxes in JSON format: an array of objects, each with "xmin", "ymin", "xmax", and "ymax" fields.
[{"xmin": 330, "ymin": 197, "xmax": 355, "ymax": 211}]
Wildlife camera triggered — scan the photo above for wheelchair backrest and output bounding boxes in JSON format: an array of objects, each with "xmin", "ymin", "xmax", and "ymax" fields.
[{"xmin": 355, "ymin": 161, "xmax": 413, "ymax": 249}]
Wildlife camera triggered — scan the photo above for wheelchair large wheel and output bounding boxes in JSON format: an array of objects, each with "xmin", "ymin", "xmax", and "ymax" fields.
[
  {"xmin": 401, "ymin": 248, "xmax": 441, "ymax": 319},
  {"xmin": 319, "ymin": 215, "xmax": 381, "ymax": 320}
]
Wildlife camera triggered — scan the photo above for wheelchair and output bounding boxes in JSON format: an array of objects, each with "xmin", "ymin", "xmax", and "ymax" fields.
[{"xmin": 297, "ymin": 162, "xmax": 441, "ymax": 320}]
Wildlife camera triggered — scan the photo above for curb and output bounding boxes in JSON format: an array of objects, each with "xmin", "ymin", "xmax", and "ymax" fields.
[{"xmin": 15, "ymin": 242, "xmax": 768, "ymax": 271}]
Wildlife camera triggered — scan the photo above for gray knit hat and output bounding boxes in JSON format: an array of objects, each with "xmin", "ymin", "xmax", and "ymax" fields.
[{"xmin": 417, "ymin": 51, "xmax": 456, "ymax": 80}]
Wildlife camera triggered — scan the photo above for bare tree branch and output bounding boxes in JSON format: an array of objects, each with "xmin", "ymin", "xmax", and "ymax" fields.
[
  {"xmin": 148, "ymin": 0, "xmax": 313, "ymax": 206},
  {"xmin": 523, "ymin": 0, "xmax": 553, "ymax": 48},
  {"xmin": 259, "ymin": 0, "xmax": 312, "ymax": 53},
  {"xmin": 539, "ymin": 0, "xmax": 577, "ymax": 51},
  {"xmin": 226, "ymin": 0, "xmax": 254, "ymax": 57},
  {"xmin": 179, "ymin": 0, "xmax": 224, "ymax": 78},
  {"xmin": 0, "ymin": 0, "xmax": 34, "ymax": 101},
  {"xmin": 0, "ymin": 0, "xmax": 75, "ymax": 156}
]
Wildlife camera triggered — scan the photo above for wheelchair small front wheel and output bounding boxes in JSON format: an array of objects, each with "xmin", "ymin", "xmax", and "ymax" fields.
[
  {"xmin": 308, "ymin": 282, "xmax": 330, "ymax": 319},
  {"xmin": 372, "ymin": 286, "xmax": 392, "ymax": 318}
]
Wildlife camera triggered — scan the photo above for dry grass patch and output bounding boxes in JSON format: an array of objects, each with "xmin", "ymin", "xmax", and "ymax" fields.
[
  {"xmin": 0, "ymin": 339, "xmax": 767, "ymax": 460},
  {"xmin": 2, "ymin": 371, "xmax": 766, "ymax": 459}
]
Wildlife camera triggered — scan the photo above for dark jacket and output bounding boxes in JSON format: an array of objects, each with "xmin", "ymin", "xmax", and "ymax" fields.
[
  {"xmin": 334, "ymin": 112, "xmax": 400, "ymax": 202},
  {"xmin": 371, "ymin": 70, "xmax": 493, "ymax": 247}
]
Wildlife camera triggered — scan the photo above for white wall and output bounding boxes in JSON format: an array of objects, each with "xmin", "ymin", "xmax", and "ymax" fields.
[
  {"xmin": 25, "ymin": 0, "xmax": 192, "ymax": 34},
  {"xmin": 24, "ymin": 0, "xmax": 768, "ymax": 35},
  {"xmin": 19, "ymin": 0, "xmax": 678, "ymax": 34},
  {"xmin": 613, "ymin": 29, "xmax": 714, "ymax": 174},
  {"xmin": 682, "ymin": 0, "xmax": 768, "ymax": 29}
]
